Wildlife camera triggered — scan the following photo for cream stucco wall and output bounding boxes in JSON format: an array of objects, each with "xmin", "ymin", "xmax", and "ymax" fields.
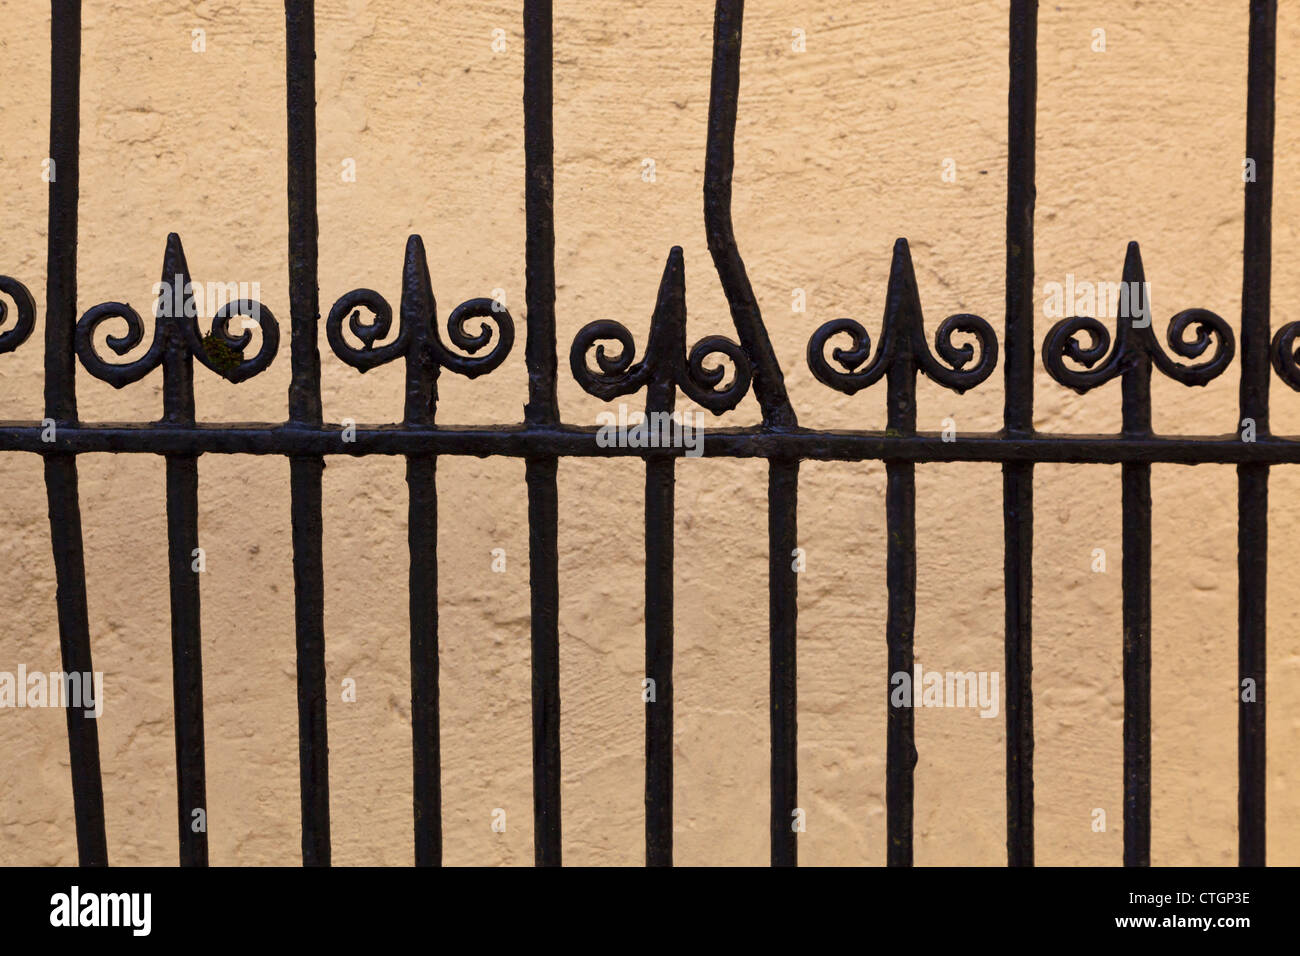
[{"xmin": 0, "ymin": 0, "xmax": 1298, "ymax": 865}]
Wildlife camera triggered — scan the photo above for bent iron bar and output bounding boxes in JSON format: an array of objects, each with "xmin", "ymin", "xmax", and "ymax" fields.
[
  {"xmin": 0, "ymin": 0, "xmax": 1286, "ymax": 868},
  {"xmin": 706, "ymin": 0, "xmax": 800, "ymax": 867},
  {"xmin": 44, "ymin": 0, "xmax": 108, "ymax": 867}
]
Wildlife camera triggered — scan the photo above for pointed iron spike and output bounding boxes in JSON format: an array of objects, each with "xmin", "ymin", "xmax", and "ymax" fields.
[
  {"xmin": 884, "ymin": 237, "xmax": 923, "ymax": 337},
  {"xmin": 658, "ymin": 246, "xmax": 685, "ymax": 317},
  {"xmin": 650, "ymin": 246, "xmax": 686, "ymax": 367},
  {"xmin": 159, "ymin": 232, "xmax": 195, "ymax": 321},
  {"xmin": 401, "ymin": 234, "xmax": 436, "ymax": 328},
  {"xmin": 1121, "ymin": 241, "xmax": 1151, "ymax": 332},
  {"xmin": 1122, "ymin": 240, "xmax": 1145, "ymax": 285}
]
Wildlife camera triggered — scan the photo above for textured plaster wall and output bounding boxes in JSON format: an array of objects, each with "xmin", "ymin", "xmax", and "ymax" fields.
[{"xmin": 0, "ymin": 0, "xmax": 1298, "ymax": 866}]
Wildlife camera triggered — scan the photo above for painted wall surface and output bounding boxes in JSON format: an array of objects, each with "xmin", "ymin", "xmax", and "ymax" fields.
[{"xmin": 1, "ymin": 0, "xmax": 1298, "ymax": 865}]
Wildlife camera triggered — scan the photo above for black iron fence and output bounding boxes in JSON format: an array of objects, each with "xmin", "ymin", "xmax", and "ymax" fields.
[{"xmin": 0, "ymin": 0, "xmax": 1284, "ymax": 867}]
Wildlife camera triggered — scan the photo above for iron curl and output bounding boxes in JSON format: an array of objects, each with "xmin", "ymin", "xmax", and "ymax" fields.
[
  {"xmin": 327, "ymin": 237, "xmax": 513, "ymax": 379},
  {"xmin": 0, "ymin": 275, "xmax": 36, "ymax": 355},
  {"xmin": 568, "ymin": 247, "xmax": 752, "ymax": 414}
]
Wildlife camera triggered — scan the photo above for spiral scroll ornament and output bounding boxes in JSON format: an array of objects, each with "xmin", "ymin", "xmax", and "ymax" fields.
[
  {"xmin": 325, "ymin": 235, "xmax": 513, "ymax": 379},
  {"xmin": 1270, "ymin": 320, "xmax": 1300, "ymax": 392},
  {"xmin": 807, "ymin": 238, "xmax": 998, "ymax": 396},
  {"xmin": 1041, "ymin": 243, "xmax": 1233, "ymax": 394},
  {"xmin": 75, "ymin": 233, "xmax": 279, "ymax": 388},
  {"xmin": 0, "ymin": 274, "xmax": 36, "ymax": 355},
  {"xmin": 569, "ymin": 247, "xmax": 753, "ymax": 415}
]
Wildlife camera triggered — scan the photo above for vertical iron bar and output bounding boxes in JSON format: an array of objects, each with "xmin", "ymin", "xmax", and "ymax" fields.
[
  {"xmin": 526, "ymin": 456, "xmax": 561, "ymax": 866},
  {"xmin": 160, "ymin": 235, "xmax": 208, "ymax": 866},
  {"xmin": 1120, "ymin": 464, "xmax": 1151, "ymax": 866},
  {"xmin": 404, "ymin": 237, "xmax": 442, "ymax": 866},
  {"xmin": 43, "ymin": 0, "xmax": 107, "ymax": 868},
  {"xmin": 884, "ymin": 453, "xmax": 915, "ymax": 866},
  {"xmin": 644, "ymin": 250, "xmax": 683, "ymax": 866},
  {"xmin": 1238, "ymin": 0, "xmax": 1274, "ymax": 869},
  {"xmin": 643, "ymin": 451, "xmax": 673, "ymax": 866},
  {"xmin": 768, "ymin": 458, "xmax": 798, "ymax": 867},
  {"xmin": 408, "ymin": 454, "xmax": 439, "ymax": 865},
  {"xmin": 165, "ymin": 458, "xmax": 206, "ymax": 864},
  {"xmin": 286, "ymin": 0, "xmax": 323, "ymax": 430},
  {"xmin": 289, "ymin": 458, "xmax": 327, "ymax": 865},
  {"xmin": 1237, "ymin": 468, "xmax": 1267, "ymax": 865},
  {"xmin": 884, "ymin": 241, "xmax": 920, "ymax": 866},
  {"xmin": 44, "ymin": 1, "xmax": 79, "ymax": 427},
  {"xmin": 885, "ymin": 458, "xmax": 914, "ymax": 867},
  {"xmin": 524, "ymin": 0, "xmax": 558, "ymax": 428},
  {"xmin": 524, "ymin": 0, "xmax": 562, "ymax": 867},
  {"xmin": 1003, "ymin": 0, "xmax": 1037, "ymax": 868},
  {"xmin": 285, "ymin": 0, "xmax": 330, "ymax": 867},
  {"xmin": 1119, "ymin": 245, "xmax": 1151, "ymax": 866}
]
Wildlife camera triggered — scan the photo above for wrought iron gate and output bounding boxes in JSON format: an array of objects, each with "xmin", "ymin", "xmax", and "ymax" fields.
[{"xmin": 0, "ymin": 0, "xmax": 1284, "ymax": 867}]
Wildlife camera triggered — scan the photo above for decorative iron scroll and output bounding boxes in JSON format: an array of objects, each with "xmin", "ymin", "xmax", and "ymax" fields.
[
  {"xmin": 806, "ymin": 238, "xmax": 999, "ymax": 395},
  {"xmin": 0, "ymin": 274, "xmax": 36, "ymax": 354},
  {"xmin": 1271, "ymin": 319, "xmax": 1300, "ymax": 391},
  {"xmin": 74, "ymin": 233, "xmax": 279, "ymax": 387},
  {"xmin": 326, "ymin": 235, "xmax": 513, "ymax": 380},
  {"xmin": 1041, "ymin": 242, "xmax": 1234, "ymax": 393},
  {"xmin": 569, "ymin": 247, "xmax": 752, "ymax": 413}
]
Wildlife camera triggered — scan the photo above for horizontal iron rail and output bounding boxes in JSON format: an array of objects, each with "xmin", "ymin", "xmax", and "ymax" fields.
[{"xmin": 2, "ymin": 423, "xmax": 1299, "ymax": 463}]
